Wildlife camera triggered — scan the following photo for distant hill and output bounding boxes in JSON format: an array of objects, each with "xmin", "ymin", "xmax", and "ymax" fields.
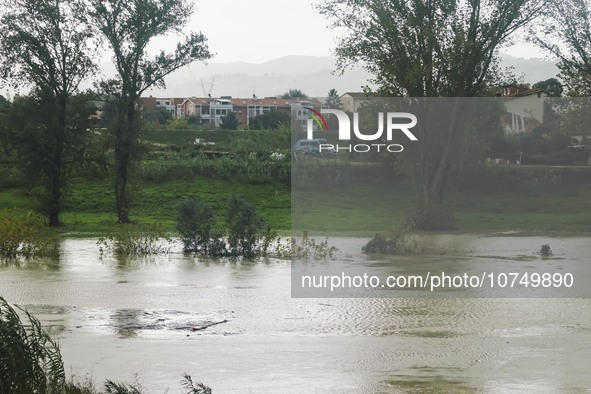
[
  {"xmin": 94, "ymin": 54, "xmax": 560, "ymax": 98},
  {"xmin": 498, "ymin": 54, "xmax": 560, "ymax": 85},
  {"xmin": 97, "ymin": 55, "xmax": 376, "ymax": 98}
]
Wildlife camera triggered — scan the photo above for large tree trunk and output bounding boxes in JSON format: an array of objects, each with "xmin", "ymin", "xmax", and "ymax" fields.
[
  {"xmin": 48, "ymin": 94, "xmax": 67, "ymax": 227},
  {"xmin": 416, "ymin": 99, "xmax": 463, "ymax": 229},
  {"xmin": 114, "ymin": 99, "xmax": 137, "ymax": 224},
  {"xmin": 48, "ymin": 171, "xmax": 61, "ymax": 227},
  {"xmin": 115, "ymin": 160, "xmax": 129, "ymax": 223},
  {"xmin": 114, "ymin": 126, "xmax": 130, "ymax": 223}
]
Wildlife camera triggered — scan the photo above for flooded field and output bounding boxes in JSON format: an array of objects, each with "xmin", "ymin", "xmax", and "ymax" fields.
[{"xmin": 1, "ymin": 236, "xmax": 590, "ymax": 393}]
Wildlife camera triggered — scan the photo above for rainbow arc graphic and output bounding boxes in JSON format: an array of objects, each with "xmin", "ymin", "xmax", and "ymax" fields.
[{"xmin": 304, "ymin": 107, "xmax": 329, "ymax": 131}]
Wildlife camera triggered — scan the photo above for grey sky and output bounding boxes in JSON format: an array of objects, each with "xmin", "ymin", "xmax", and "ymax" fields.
[
  {"xmin": 147, "ymin": 0, "xmax": 547, "ymax": 65},
  {"xmin": 186, "ymin": 0, "xmax": 340, "ymax": 64}
]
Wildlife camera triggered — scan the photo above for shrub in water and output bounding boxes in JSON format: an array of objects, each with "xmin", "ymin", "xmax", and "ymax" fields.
[
  {"xmin": 177, "ymin": 198, "xmax": 222, "ymax": 254},
  {"xmin": 0, "ymin": 208, "xmax": 55, "ymax": 258},
  {"xmin": 363, "ymin": 228, "xmax": 418, "ymax": 255},
  {"xmin": 275, "ymin": 231, "xmax": 338, "ymax": 260},
  {"xmin": 177, "ymin": 194, "xmax": 275, "ymax": 258},
  {"xmin": 225, "ymin": 194, "xmax": 272, "ymax": 258},
  {"xmin": 97, "ymin": 224, "xmax": 172, "ymax": 258},
  {"xmin": 539, "ymin": 244, "xmax": 553, "ymax": 257}
]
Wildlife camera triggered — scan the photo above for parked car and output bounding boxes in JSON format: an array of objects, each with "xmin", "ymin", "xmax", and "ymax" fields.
[{"xmin": 293, "ymin": 139, "xmax": 336, "ymax": 156}]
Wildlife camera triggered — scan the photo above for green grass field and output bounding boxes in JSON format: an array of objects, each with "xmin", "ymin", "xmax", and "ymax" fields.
[
  {"xmin": 0, "ymin": 177, "xmax": 290, "ymax": 236},
  {"xmin": 291, "ymin": 164, "xmax": 591, "ymax": 235},
  {"xmin": 2, "ymin": 170, "xmax": 591, "ymax": 236}
]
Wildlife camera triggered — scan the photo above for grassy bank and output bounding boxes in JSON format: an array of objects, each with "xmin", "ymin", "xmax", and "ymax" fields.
[
  {"xmin": 292, "ymin": 163, "xmax": 591, "ymax": 236},
  {"xmin": 0, "ymin": 177, "xmax": 290, "ymax": 236},
  {"xmin": 2, "ymin": 172, "xmax": 591, "ymax": 236},
  {"xmin": 3, "ymin": 163, "xmax": 591, "ymax": 236},
  {"xmin": 292, "ymin": 183, "xmax": 591, "ymax": 236}
]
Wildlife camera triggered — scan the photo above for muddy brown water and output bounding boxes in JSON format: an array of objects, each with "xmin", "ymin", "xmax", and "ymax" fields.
[{"xmin": 1, "ymin": 235, "xmax": 590, "ymax": 393}]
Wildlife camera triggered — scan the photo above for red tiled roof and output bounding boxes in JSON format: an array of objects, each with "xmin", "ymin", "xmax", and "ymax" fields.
[
  {"xmin": 503, "ymin": 88, "xmax": 545, "ymax": 98},
  {"xmin": 142, "ymin": 97, "xmax": 324, "ymax": 108}
]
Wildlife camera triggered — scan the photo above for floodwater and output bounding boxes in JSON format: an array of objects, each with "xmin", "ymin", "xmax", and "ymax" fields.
[{"xmin": 1, "ymin": 235, "xmax": 591, "ymax": 393}]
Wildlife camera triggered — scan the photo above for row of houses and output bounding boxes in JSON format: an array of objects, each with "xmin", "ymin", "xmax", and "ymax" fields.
[
  {"xmin": 140, "ymin": 95, "xmax": 326, "ymax": 129},
  {"xmin": 141, "ymin": 87, "xmax": 546, "ymax": 134}
]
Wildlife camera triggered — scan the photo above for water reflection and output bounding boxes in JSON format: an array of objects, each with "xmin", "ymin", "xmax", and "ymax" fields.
[
  {"xmin": 385, "ymin": 374, "xmax": 476, "ymax": 393},
  {"xmin": 0, "ymin": 256, "xmax": 61, "ymax": 270},
  {"xmin": 111, "ymin": 309, "xmax": 140, "ymax": 338}
]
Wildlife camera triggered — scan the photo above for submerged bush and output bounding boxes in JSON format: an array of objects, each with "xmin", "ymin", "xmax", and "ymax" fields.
[
  {"xmin": 177, "ymin": 198, "xmax": 223, "ymax": 255},
  {"xmin": 363, "ymin": 228, "xmax": 418, "ymax": 255},
  {"xmin": 275, "ymin": 231, "xmax": 338, "ymax": 260},
  {"xmin": 97, "ymin": 224, "xmax": 172, "ymax": 258},
  {"xmin": 539, "ymin": 244, "xmax": 553, "ymax": 257},
  {"xmin": 0, "ymin": 208, "xmax": 56, "ymax": 258},
  {"xmin": 177, "ymin": 194, "xmax": 275, "ymax": 258},
  {"xmin": 226, "ymin": 194, "xmax": 273, "ymax": 258}
]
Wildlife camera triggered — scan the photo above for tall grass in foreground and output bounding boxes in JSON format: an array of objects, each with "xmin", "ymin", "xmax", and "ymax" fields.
[
  {"xmin": 0, "ymin": 296, "xmax": 66, "ymax": 394},
  {"xmin": 0, "ymin": 296, "xmax": 212, "ymax": 393}
]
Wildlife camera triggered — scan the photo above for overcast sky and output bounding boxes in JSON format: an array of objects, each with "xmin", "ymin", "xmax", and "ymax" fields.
[
  {"xmin": 146, "ymin": 0, "xmax": 546, "ymax": 65},
  {"xmin": 186, "ymin": 0, "xmax": 339, "ymax": 64}
]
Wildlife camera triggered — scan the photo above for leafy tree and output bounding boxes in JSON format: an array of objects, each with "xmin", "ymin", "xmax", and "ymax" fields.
[
  {"xmin": 0, "ymin": 0, "xmax": 96, "ymax": 225},
  {"xmin": 167, "ymin": 117, "xmax": 189, "ymax": 129},
  {"xmin": 325, "ymin": 88, "xmax": 341, "ymax": 129},
  {"xmin": 249, "ymin": 110, "xmax": 291, "ymax": 130},
  {"xmin": 533, "ymin": 78, "xmax": 564, "ymax": 97},
  {"xmin": 281, "ymin": 89, "xmax": 308, "ymax": 99},
  {"xmin": 318, "ymin": 0, "xmax": 544, "ymax": 97},
  {"xmin": 187, "ymin": 115, "xmax": 202, "ymax": 125},
  {"xmin": 177, "ymin": 198, "xmax": 215, "ymax": 252},
  {"xmin": 226, "ymin": 195, "xmax": 271, "ymax": 258},
  {"xmin": 325, "ymin": 88, "xmax": 340, "ymax": 109},
  {"xmin": 532, "ymin": 0, "xmax": 591, "ymax": 96},
  {"xmin": 220, "ymin": 111, "xmax": 239, "ymax": 130},
  {"xmin": 5, "ymin": 93, "xmax": 93, "ymax": 219},
  {"xmin": 143, "ymin": 106, "xmax": 173, "ymax": 125},
  {"xmin": 90, "ymin": 0, "xmax": 212, "ymax": 223},
  {"xmin": 317, "ymin": 0, "xmax": 546, "ymax": 228}
]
